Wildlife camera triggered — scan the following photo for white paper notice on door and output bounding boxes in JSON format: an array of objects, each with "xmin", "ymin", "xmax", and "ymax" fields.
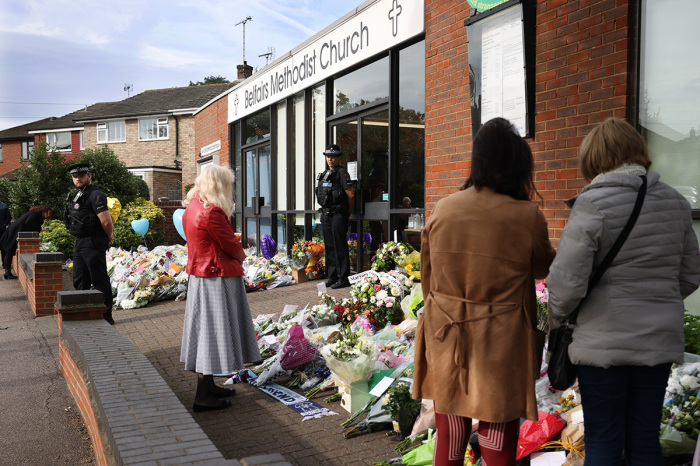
[{"xmin": 480, "ymin": 5, "xmax": 527, "ymax": 136}]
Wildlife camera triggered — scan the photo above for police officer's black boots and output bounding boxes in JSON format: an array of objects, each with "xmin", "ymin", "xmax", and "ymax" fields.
[{"xmin": 104, "ymin": 312, "xmax": 115, "ymax": 325}]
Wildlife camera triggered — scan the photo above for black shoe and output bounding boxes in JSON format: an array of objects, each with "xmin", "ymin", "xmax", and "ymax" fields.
[
  {"xmin": 193, "ymin": 399, "xmax": 231, "ymax": 412},
  {"xmin": 325, "ymin": 278, "xmax": 338, "ymax": 287},
  {"xmin": 104, "ymin": 314, "xmax": 115, "ymax": 325},
  {"xmin": 3, "ymin": 271, "xmax": 17, "ymax": 280},
  {"xmin": 331, "ymin": 279, "xmax": 351, "ymax": 289},
  {"xmin": 210, "ymin": 387, "xmax": 236, "ymax": 398}
]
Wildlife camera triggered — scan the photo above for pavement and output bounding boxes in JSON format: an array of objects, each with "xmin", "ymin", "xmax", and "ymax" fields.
[{"xmin": 0, "ymin": 273, "xmax": 404, "ymax": 466}]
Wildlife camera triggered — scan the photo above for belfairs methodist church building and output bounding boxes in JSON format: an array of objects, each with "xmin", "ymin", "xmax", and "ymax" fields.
[{"xmin": 194, "ymin": 0, "xmax": 700, "ymax": 311}]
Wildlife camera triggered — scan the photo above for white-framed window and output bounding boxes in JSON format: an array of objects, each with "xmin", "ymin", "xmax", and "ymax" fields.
[
  {"xmin": 21, "ymin": 141, "xmax": 34, "ymax": 160},
  {"xmin": 97, "ymin": 121, "xmax": 126, "ymax": 143},
  {"xmin": 47, "ymin": 132, "xmax": 71, "ymax": 151},
  {"xmin": 80, "ymin": 130, "xmax": 84, "ymax": 150},
  {"xmin": 0, "ymin": 143, "xmax": 3, "ymax": 162},
  {"xmin": 138, "ymin": 117, "xmax": 169, "ymax": 141}
]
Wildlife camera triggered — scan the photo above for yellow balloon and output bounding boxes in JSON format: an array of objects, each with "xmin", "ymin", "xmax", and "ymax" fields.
[{"xmin": 107, "ymin": 197, "xmax": 121, "ymax": 223}]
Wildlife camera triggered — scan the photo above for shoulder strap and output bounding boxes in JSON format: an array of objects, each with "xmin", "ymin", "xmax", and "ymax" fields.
[{"xmin": 569, "ymin": 175, "xmax": 647, "ymax": 324}]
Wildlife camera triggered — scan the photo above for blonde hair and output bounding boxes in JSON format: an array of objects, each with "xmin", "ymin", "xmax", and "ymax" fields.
[
  {"xmin": 183, "ymin": 165, "xmax": 235, "ymax": 216},
  {"xmin": 579, "ymin": 117, "xmax": 651, "ymax": 181}
]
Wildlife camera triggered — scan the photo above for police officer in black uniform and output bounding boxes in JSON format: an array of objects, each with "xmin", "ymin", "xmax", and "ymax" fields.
[
  {"xmin": 316, "ymin": 144, "xmax": 354, "ymax": 289},
  {"xmin": 64, "ymin": 163, "xmax": 115, "ymax": 324}
]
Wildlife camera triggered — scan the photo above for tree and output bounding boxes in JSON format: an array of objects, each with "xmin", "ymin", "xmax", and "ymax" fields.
[
  {"xmin": 0, "ymin": 178, "xmax": 12, "ymax": 206},
  {"xmin": 74, "ymin": 146, "xmax": 149, "ymax": 205},
  {"xmin": 8, "ymin": 141, "xmax": 70, "ymax": 219},
  {"xmin": 189, "ymin": 75, "xmax": 230, "ymax": 86}
]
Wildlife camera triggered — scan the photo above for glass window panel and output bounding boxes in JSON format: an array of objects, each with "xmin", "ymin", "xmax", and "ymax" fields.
[
  {"xmin": 275, "ymin": 101, "xmax": 288, "ymax": 210},
  {"xmin": 0, "ymin": 143, "xmax": 3, "ymax": 162},
  {"xmin": 333, "ymin": 56, "xmax": 389, "ymax": 114},
  {"xmin": 293, "ymin": 213, "xmax": 305, "ymax": 243},
  {"xmin": 312, "ymin": 213, "xmax": 323, "ymax": 242},
  {"xmin": 245, "ymin": 149, "xmax": 257, "ymax": 208},
  {"xmin": 291, "ymin": 92, "xmax": 305, "ymax": 210},
  {"xmin": 79, "ymin": 131, "xmax": 84, "ymax": 150},
  {"xmin": 247, "ymin": 217, "xmax": 257, "ymax": 248},
  {"xmin": 259, "ymin": 145, "xmax": 271, "ymax": 207},
  {"xmin": 276, "ymin": 214, "xmax": 287, "ymax": 255},
  {"xmin": 260, "ymin": 217, "xmax": 271, "ymax": 242},
  {"xmin": 312, "ymin": 83, "xmax": 327, "ymax": 202},
  {"xmin": 48, "ymin": 132, "xmax": 71, "ymax": 151},
  {"xmin": 244, "ymin": 109, "xmax": 270, "ymax": 144},
  {"xmin": 398, "ymin": 41, "xmax": 426, "ymax": 209},
  {"xmin": 640, "ymin": 0, "xmax": 700, "ymax": 208}
]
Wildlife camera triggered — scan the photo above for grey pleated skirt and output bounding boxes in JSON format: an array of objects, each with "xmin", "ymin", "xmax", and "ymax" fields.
[{"xmin": 180, "ymin": 275, "xmax": 261, "ymax": 375}]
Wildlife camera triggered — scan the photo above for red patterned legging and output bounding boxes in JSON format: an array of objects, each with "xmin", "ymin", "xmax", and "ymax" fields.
[{"xmin": 434, "ymin": 412, "xmax": 520, "ymax": 466}]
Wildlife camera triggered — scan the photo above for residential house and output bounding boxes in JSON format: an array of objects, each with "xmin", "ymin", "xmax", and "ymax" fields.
[
  {"xmin": 73, "ymin": 84, "xmax": 234, "ymax": 201},
  {"xmin": 0, "ymin": 118, "xmax": 52, "ymax": 179}
]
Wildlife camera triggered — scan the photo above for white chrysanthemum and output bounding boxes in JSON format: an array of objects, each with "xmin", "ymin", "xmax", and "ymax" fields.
[
  {"xmin": 391, "ymin": 287, "xmax": 401, "ymax": 297},
  {"xmin": 376, "ymin": 290, "xmax": 388, "ymax": 300},
  {"xmin": 680, "ymin": 375, "xmax": 700, "ymax": 390}
]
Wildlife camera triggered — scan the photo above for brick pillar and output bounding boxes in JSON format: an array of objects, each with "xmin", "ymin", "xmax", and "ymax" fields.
[
  {"xmin": 31, "ymin": 252, "xmax": 64, "ymax": 317},
  {"xmin": 16, "ymin": 232, "xmax": 40, "ymax": 294},
  {"xmin": 55, "ymin": 290, "xmax": 106, "ymax": 333}
]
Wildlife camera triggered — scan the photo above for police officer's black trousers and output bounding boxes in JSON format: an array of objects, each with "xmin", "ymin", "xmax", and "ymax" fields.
[
  {"xmin": 73, "ymin": 237, "xmax": 112, "ymax": 316},
  {"xmin": 321, "ymin": 212, "xmax": 350, "ymax": 281}
]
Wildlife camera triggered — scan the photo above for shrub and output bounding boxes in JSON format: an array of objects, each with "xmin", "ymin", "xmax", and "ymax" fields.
[
  {"xmin": 0, "ymin": 178, "xmax": 12, "ymax": 206},
  {"xmin": 113, "ymin": 198, "xmax": 167, "ymax": 251},
  {"xmin": 40, "ymin": 220, "xmax": 75, "ymax": 259},
  {"xmin": 75, "ymin": 147, "xmax": 149, "ymax": 205},
  {"xmin": 685, "ymin": 313, "xmax": 700, "ymax": 355}
]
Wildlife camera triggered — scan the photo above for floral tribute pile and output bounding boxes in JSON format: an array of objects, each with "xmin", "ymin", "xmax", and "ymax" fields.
[
  {"xmin": 290, "ymin": 240, "xmax": 326, "ymax": 279},
  {"xmin": 103, "ymin": 244, "xmax": 296, "ymax": 309}
]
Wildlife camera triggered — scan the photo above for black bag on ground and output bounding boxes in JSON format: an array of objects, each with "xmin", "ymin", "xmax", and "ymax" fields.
[{"xmin": 546, "ymin": 175, "xmax": 647, "ymax": 391}]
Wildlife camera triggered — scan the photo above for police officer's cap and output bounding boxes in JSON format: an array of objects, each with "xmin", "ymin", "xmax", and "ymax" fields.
[
  {"xmin": 323, "ymin": 144, "xmax": 342, "ymax": 157},
  {"xmin": 67, "ymin": 163, "xmax": 91, "ymax": 176}
]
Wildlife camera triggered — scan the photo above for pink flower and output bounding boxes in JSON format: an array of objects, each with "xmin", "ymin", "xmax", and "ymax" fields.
[
  {"xmin": 535, "ymin": 281, "xmax": 546, "ymax": 292},
  {"xmin": 387, "ymin": 302, "xmax": 393, "ymax": 307},
  {"xmin": 374, "ymin": 284, "xmax": 381, "ymax": 291}
]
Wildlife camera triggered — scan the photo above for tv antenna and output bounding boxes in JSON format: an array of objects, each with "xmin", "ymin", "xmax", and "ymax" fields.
[
  {"xmin": 124, "ymin": 83, "xmax": 133, "ymax": 98},
  {"xmin": 259, "ymin": 47, "xmax": 275, "ymax": 66},
  {"xmin": 235, "ymin": 16, "xmax": 253, "ymax": 63}
]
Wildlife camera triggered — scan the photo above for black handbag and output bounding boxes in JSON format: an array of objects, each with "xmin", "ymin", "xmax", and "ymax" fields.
[{"xmin": 547, "ymin": 175, "xmax": 647, "ymax": 391}]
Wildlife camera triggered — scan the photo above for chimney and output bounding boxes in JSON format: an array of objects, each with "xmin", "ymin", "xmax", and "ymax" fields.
[{"xmin": 237, "ymin": 61, "xmax": 253, "ymax": 80}]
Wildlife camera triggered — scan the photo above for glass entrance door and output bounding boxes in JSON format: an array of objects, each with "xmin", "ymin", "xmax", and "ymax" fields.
[
  {"xmin": 243, "ymin": 144, "xmax": 271, "ymax": 253},
  {"xmin": 331, "ymin": 108, "xmax": 389, "ymax": 271}
]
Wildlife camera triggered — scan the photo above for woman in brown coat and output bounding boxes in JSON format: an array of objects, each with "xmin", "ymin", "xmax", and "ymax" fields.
[{"xmin": 413, "ymin": 118, "xmax": 555, "ymax": 465}]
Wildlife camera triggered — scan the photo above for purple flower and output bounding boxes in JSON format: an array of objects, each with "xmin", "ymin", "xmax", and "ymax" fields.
[
  {"xmin": 363, "ymin": 232, "xmax": 372, "ymax": 245},
  {"xmin": 347, "ymin": 233, "xmax": 358, "ymax": 242}
]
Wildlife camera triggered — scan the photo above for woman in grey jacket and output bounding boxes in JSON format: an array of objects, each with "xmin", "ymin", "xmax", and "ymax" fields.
[{"xmin": 547, "ymin": 118, "xmax": 700, "ymax": 466}]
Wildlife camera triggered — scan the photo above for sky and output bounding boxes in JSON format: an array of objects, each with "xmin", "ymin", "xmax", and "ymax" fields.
[{"xmin": 0, "ymin": 0, "xmax": 363, "ymax": 131}]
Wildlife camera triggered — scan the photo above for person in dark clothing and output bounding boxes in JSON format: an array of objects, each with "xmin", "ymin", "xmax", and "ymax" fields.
[
  {"xmin": 64, "ymin": 163, "xmax": 115, "ymax": 324},
  {"xmin": 316, "ymin": 144, "xmax": 355, "ymax": 289},
  {"xmin": 0, "ymin": 205, "xmax": 52, "ymax": 279},
  {"xmin": 0, "ymin": 200, "xmax": 10, "ymax": 238}
]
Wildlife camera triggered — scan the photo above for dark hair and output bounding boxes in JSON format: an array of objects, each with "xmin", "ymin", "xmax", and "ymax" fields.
[
  {"xmin": 29, "ymin": 205, "xmax": 53, "ymax": 218},
  {"xmin": 462, "ymin": 117, "xmax": 536, "ymax": 201}
]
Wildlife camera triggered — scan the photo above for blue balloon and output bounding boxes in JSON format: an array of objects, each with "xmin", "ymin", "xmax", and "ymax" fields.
[
  {"xmin": 173, "ymin": 208, "xmax": 186, "ymax": 242},
  {"xmin": 131, "ymin": 218, "xmax": 149, "ymax": 237}
]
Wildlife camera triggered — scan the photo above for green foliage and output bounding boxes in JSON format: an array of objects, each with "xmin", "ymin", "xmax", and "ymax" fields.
[
  {"xmin": 40, "ymin": 220, "xmax": 75, "ymax": 259},
  {"xmin": 189, "ymin": 75, "xmax": 229, "ymax": 86},
  {"xmin": 113, "ymin": 198, "xmax": 167, "ymax": 250},
  {"xmin": 9, "ymin": 141, "xmax": 70, "ymax": 219},
  {"xmin": 684, "ymin": 313, "xmax": 700, "ymax": 355},
  {"xmin": 74, "ymin": 147, "xmax": 149, "ymax": 204},
  {"xmin": 0, "ymin": 178, "xmax": 12, "ymax": 205}
]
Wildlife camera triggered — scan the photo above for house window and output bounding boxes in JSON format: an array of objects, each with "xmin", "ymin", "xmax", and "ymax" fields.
[
  {"xmin": 97, "ymin": 121, "xmax": 126, "ymax": 143},
  {"xmin": 47, "ymin": 132, "xmax": 71, "ymax": 151},
  {"xmin": 139, "ymin": 118, "xmax": 169, "ymax": 141},
  {"xmin": 80, "ymin": 130, "xmax": 84, "ymax": 150},
  {"xmin": 21, "ymin": 141, "xmax": 34, "ymax": 160},
  {"xmin": 0, "ymin": 143, "xmax": 3, "ymax": 162}
]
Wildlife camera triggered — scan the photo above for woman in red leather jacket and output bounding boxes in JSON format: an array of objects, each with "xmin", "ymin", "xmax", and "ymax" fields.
[{"xmin": 180, "ymin": 165, "xmax": 261, "ymax": 412}]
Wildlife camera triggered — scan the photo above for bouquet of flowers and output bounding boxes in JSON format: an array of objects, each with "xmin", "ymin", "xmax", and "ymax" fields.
[
  {"xmin": 660, "ymin": 362, "xmax": 700, "ymax": 456},
  {"xmin": 383, "ymin": 377, "xmax": 421, "ymax": 438},
  {"xmin": 320, "ymin": 325, "xmax": 376, "ymax": 385},
  {"xmin": 371, "ymin": 241, "xmax": 413, "ymax": 272},
  {"xmin": 398, "ymin": 250, "xmax": 421, "ymax": 280},
  {"xmin": 290, "ymin": 240, "xmax": 321, "ymax": 269},
  {"xmin": 350, "ymin": 274, "xmax": 405, "ymax": 329},
  {"xmin": 535, "ymin": 281, "xmax": 549, "ymax": 332},
  {"xmin": 120, "ymin": 286, "xmax": 155, "ymax": 309}
]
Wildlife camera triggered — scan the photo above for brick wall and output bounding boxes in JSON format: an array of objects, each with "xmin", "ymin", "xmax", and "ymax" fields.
[
  {"xmin": 425, "ymin": 0, "xmax": 633, "ymax": 242},
  {"xmin": 0, "ymin": 140, "xmax": 26, "ymax": 176},
  {"xmin": 192, "ymin": 96, "xmax": 230, "ymax": 188},
  {"xmin": 152, "ymin": 171, "xmax": 183, "ymax": 201},
  {"xmin": 156, "ymin": 200, "xmax": 186, "ymax": 245}
]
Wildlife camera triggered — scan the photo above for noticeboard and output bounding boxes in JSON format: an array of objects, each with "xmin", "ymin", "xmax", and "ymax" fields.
[{"xmin": 465, "ymin": 0, "xmax": 535, "ymax": 138}]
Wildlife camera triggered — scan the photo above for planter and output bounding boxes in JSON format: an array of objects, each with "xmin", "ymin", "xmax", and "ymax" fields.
[{"xmin": 395, "ymin": 408, "xmax": 418, "ymax": 440}]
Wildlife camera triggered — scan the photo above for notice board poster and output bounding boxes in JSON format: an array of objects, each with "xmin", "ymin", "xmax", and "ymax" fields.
[{"xmin": 466, "ymin": 1, "xmax": 532, "ymax": 137}]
